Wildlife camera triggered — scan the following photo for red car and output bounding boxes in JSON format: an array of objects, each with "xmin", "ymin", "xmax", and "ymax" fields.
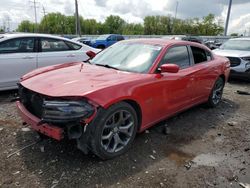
[{"xmin": 16, "ymin": 39, "xmax": 230, "ymax": 159}]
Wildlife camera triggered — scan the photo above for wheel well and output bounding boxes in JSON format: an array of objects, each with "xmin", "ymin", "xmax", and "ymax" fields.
[
  {"xmin": 219, "ymin": 74, "xmax": 225, "ymax": 85},
  {"xmin": 97, "ymin": 44, "xmax": 105, "ymax": 49},
  {"xmin": 123, "ymin": 99, "xmax": 142, "ymax": 131}
]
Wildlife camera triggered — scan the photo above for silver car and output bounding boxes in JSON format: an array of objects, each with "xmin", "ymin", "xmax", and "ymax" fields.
[
  {"xmin": 213, "ymin": 38, "xmax": 250, "ymax": 80},
  {"xmin": 0, "ymin": 33, "xmax": 100, "ymax": 91}
]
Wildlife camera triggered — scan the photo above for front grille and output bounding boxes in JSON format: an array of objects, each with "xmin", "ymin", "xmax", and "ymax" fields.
[
  {"xmin": 19, "ymin": 85, "xmax": 44, "ymax": 118},
  {"xmin": 226, "ymin": 57, "xmax": 241, "ymax": 67}
]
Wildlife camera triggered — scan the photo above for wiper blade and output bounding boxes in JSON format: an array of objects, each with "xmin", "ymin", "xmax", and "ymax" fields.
[{"xmin": 95, "ymin": 64, "xmax": 119, "ymax": 70}]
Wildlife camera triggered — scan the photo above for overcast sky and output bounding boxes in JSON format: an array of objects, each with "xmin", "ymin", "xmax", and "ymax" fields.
[{"xmin": 1, "ymin": 0, "xmax": 250, "ymax": 35}]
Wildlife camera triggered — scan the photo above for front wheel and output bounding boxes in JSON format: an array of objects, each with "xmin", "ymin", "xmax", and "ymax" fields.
[
  {"xmin": 207, "ymin": 77, "xmax": 224, "ymax": 107},
  {"xmin": 89, "ymin": 102, "xmax": 138, "ymax": 160}
]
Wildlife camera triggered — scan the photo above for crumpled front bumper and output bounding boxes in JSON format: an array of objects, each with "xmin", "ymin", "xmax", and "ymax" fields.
[{"xmin": 16, "ymin": 101, "xmax": 64, "ymax": 141}]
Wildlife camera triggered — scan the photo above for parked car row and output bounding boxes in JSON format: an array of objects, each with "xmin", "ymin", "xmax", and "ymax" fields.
[{"xmin": 72, "ymin": 34, "xmax": 125, "ymax": 49}]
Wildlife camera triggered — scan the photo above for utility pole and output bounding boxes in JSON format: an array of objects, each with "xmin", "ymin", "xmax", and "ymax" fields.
[
  {"xmin": 42, "ymin": 6, "xmax": 48, "ymax": 33},
  {"xmin": 6, "ymin": 16, "xmax": 11, "ymax": 32},
  {"xmin": 174, "ymin": 1, "xmax": 179, "ymax": 20},
  {"xmin": 30, "ymin": 0, "xmax": 38, "ymax": 32},
  {"xmin": 172, "ymin": 1, "xmax": 179, "ymax": 34},
  {"xmin": 75, "ymin": 0, "xmax": 81, "ymax": 36},
  {"xmin": 224, "ymin": 0, "xmax": 232, "ymax": 36}
]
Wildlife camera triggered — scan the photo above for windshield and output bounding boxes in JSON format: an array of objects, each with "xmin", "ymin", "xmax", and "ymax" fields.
[
  {"xmin": 96, "ymin": 35, "xmax": 109, "ymax": 40},
  {"xmin": 91, "ymin": 42, "xmax": 162, "ymax": 73},
  {"xmin": 220, "ymin": 40, "xmax": 250, "ymax": 51}
]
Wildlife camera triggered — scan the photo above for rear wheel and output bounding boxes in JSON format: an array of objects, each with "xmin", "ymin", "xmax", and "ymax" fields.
[
  {"xmin": 89, "ymin": 102, "xmax": 138, "ymax": 160},
  {"xmin": 207, "ymin": 77, "xmax": 224, "ymax": 107}
]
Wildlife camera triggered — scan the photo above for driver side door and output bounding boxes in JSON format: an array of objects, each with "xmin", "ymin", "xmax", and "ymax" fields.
[{"xmin": 156, "ymin": 45, "xmax": 197, "ymax": 117}]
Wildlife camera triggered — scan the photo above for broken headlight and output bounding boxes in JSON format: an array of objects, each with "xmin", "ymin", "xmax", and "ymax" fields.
[{"xmin": 42, "ymin": 100, "xmax": 94, "ymax": 123}]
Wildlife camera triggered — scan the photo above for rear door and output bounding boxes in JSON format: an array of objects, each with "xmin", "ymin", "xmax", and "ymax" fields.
[
  {"xmin": 0, "ymin": 37, "xmax": 37, "ymax": 90},
  {"xmin": 37, "ymin": 37, "xmax": 85, "ymax": 68},
  {"xmin": 188, "ymin": 45, "xmax": 218, "ymax": 102}
]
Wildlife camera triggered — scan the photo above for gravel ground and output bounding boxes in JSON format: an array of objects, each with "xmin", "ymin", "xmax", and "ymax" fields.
[{"xmin": 0, "ymin": 80, "xmax": 249, "ymax": 188}]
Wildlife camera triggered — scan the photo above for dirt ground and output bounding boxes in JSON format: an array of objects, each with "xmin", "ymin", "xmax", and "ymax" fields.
[{"xmin": 0, "ymin": 80, "xmax": 249, "ymax": 188}]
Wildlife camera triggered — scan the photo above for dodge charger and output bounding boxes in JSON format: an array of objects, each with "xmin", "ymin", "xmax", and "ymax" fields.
[{"xmin": 16, "ymin": 39, "xmax": 230, "ymax": 159}]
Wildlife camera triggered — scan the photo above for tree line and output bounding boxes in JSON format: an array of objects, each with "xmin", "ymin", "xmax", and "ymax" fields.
[{"xmin": 17, "ymin": 13, "xmax": 224, "ymax": 36}]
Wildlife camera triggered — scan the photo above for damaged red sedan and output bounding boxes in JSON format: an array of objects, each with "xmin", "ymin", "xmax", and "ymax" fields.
[{"xmin": 16, "ymin": 39, "xmax": 230, "ymax": 159}]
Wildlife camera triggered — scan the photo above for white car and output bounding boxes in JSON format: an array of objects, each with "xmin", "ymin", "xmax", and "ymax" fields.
[
  {"xmin": 213, "ymin": 38, "xmax": 250, "ymax": 80},
  {"xmin": 0, "ymin": 33, "xmax": 100, "ymax": 91}
]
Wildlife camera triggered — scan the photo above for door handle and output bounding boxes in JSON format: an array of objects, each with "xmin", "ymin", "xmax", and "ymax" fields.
[
  {"xmin": 67, "ymin": 54, "xmax": 75, "ymax": 57},
  {"xmin": 22, "ymin": 56, "xmax": 35, "ymax": 59}
]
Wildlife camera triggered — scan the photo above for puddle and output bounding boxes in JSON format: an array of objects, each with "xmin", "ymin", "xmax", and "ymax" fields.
[
  {"xmin": 166, "ymin": 148, "xmax": 194, "ymax": 166},
  {"xmin": 192, "ymin": 153, "xmax": 226, "ymax": 167}
]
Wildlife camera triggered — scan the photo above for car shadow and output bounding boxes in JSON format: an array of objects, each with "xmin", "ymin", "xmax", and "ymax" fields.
[{"xmin": 15, "ymin": 98, "xmax": 239, "ymax": 187}]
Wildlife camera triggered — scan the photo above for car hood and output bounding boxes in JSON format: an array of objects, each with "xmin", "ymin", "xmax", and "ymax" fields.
[
  {"xmin": 21, "ymin": 63, "xmax": 146, "ymax": 98},
  {"xmin": 213, "ymin": 49, "xmax": 250, "ymax": 57}
]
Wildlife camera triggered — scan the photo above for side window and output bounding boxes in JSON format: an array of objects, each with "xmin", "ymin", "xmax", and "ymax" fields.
[
  {"xmin": 65, "ymin": 41, "xmax": 82, "ymax": 50},
  {"xmin": 110, "ymin": 35, "xmax": 117, "ymax": 41},
  {"xmin": 190, "ymin": 46, "xmax": 207, "ymax": 64},
  {"xmin": 41, "ymin": 38, "xmax": 71, "ymax": 52},
  {"xmin": 117, "ymin": 36, "xmax": 124, "ymax": 41},
  {"xmin": 0, "ymin": 38, "xmax": 34, "ymax": 53},
  {"xmin": 159, "ymin": 46, "xmax": 190, "ymax": 69}
]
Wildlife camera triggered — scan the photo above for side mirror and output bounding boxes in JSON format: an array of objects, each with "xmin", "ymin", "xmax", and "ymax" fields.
[
  {"xmin": 86, "ymin": 51, "xmax": 96, "ymax": 59},
  {"xmin": 160, "ymin": 64, "xmax": 180, "ymax": 73}
]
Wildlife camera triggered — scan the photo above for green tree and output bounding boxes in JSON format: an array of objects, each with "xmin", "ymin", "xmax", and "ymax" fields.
[
  {"xmin": 104, "ymin": 15, "xmax": 125, "ymax": 34},
  {"xmin": 17, "ymin": 20, "xmax": 36, "ymax": 32}
]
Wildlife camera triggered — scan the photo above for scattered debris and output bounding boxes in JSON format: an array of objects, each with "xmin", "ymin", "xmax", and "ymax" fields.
[
  {"xmin": 145, "ymin": 171, "xmax": 149, "ymax": 174},
  {"xmin": 152, "ymin": 150, "xmax": 156, "ymax": 154},
  {"xmin": 40, "ymin": 146, "xmax": 45, "ymax": 153},
  {"xmin": 228, "ymin": 121, "xmax": 237, "ymax": 126},
  {"xmin": 237, "ymin": 90, "xmax": 250, "ymax": 95},
  {"xmin": 145, "ymin": 139, "xmax": 148, "ymax": 144},
  {"xmin": 0, "ymin": 127, "xmax": 3, "ymax": 131},
  {"xmin": 239, "ymin": 182, "xmax": 250, "ymax": 188},
  {"xmin": 7, "ymin": 141, "xmax": 39, "ymax": 158},
  {"xmin": 145, "ymin": 130, "xmax": 150, "ymax": 134},
  {"xmin": 12, "ymin": 171, "xmax": 20, "ymax": 175},
  {"xmin": 21, "ymin": 127, "xmax": 31, "ymax": 132},
  {"xmin": 184, "ymin": 161, "xmax": 193, "ymax": 170},
  {"xmin": 162, "ymin": 123, "xmax": 170, "ymax": 135},
  {"xmin": 149, "ymin": 155, "xmax": 156, "ymax": 160},
  {"xmin": 244, "ymin": 148, "xmax": 250, "ymax": 152},
  {"xmin": 159, "ymin": 182, "xmax": 164, "ymax": 187},
  {"xmin": 158, "ymin": 168, "xmax": 165, "ymax": 171}
]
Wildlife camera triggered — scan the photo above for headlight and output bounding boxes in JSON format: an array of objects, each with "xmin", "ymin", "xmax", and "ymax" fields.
[{"xmin": 42, "ymin": 100, "xmax": 94, "ymax": 123}]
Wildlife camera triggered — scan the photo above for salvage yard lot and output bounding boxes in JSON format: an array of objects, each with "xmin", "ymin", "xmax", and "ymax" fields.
[{"xmin": 0, "ymin": 81, "xmax": 249, "ymax": 188}]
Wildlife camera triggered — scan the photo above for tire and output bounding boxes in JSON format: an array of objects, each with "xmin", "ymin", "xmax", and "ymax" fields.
[
  {"xmin": 89, "ymin": 102, "xmax": 138, "ymax": 160},
  {"xmin": 207, "ymin": 77, "xmax": 225, "ymax": 108}
]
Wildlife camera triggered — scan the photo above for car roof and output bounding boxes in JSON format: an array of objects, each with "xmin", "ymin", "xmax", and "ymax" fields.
[
  {"xmin": 0, "ymin": 33, "xmax": 75, "ymax": 42},
  {"xmin": 122, "ymin": 38, "xmax": 207, "ymax": 48}
]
